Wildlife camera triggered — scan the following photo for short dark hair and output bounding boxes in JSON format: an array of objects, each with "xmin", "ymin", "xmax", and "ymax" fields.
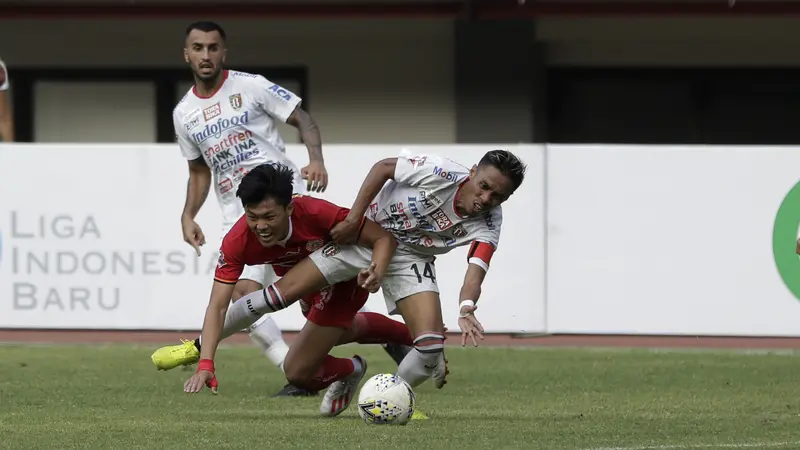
[
  {"xmin": 236, "ymin": 163, "xmax": 295, "ymax": 208},
  {"xmin": 478, "ymin": 150, "xmax": 527, "ymax": 191},
  {"xmin": 185, "ymin": 21, "xmax": 227, "ymax": 41}
]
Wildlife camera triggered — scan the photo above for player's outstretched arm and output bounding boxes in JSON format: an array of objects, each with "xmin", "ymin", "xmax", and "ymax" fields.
[
  {"xmin": 184, "ymin": 281, "xmax": 235, "ymax": 394},
  {"xmin": 331, "ymin": 158, "xmax": 398, "ymax": 244},
  {"xmin": 353, "ymin": 219, "xmax": 398, "ymax": 292},
  {"xmin": 457, "ymin": 263, "xmax": 488, "ymax": 348},
  {"xmin": 287, "ymin": 108, "xmax": 328, "ymax": 193}
]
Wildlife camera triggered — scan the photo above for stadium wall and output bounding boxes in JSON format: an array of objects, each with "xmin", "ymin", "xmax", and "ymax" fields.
[
  {"xmin": 3, "ymin": 16, "xmax": 800, "ymax": 147},
  {"xmin": 0, "ymin": 18, "xmax": 456, "ymax": 144},
  {"xmin": 2, "ymin": 143, "xmax": 800, "ymax": 337}
]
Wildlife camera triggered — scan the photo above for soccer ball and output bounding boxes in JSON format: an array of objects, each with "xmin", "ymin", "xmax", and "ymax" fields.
[{"xmin": 356, "ymin": 373, "xmax": 416, "ymax": 425}]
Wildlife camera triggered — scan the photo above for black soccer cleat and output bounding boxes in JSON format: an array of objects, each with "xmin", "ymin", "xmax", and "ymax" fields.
[
  {"xmin": 383, "ymin": 343, "xmax": 412, "ymax": 366},
  {"xmin": 271, "ymin": 383, "xmax": 320, "ymax": 398}
]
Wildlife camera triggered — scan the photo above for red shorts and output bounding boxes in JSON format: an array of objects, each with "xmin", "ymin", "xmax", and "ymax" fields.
[{"xmin": 298, "ymin": 278, "xmax": 369, "ymax": 328}]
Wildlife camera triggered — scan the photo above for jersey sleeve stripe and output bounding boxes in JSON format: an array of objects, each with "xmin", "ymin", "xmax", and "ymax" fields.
[
  {"xmin": 214, "ymin": 277, "xmax": 239, "ymax": 285},
  {"xmin": 467, "ymin": 241, "xmax": 496, "ymax": 268},
  {"xmin": 468, "ymin": 257, "xmax": 489, "ymax": 272}
]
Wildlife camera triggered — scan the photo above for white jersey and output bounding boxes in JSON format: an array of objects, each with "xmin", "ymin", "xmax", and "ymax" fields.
[
  {"xmin": 367, "ymin": 153, "xmax": 502, "ymax": 269},
  {"xmin": 173, "ymin": 70, "xmax": 305, "ymax": 231},
  {"xmin": 0, "ymin": 58, "xmax": 9, "ymax": 91}
]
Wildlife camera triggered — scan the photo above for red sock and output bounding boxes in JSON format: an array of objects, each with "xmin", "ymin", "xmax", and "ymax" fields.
[
  {"xmin": 353, "ymin": 312, "xmax": 413, "ymax": 346},
  {"xmin": 304, "ymin": 355, "xmax": 356, "ymax": 391}
]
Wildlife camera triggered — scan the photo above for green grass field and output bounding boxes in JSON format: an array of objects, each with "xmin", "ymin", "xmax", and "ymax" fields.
[{"xmin": 2, "ymin": 343, "xmax": 800, "ymax": 450}]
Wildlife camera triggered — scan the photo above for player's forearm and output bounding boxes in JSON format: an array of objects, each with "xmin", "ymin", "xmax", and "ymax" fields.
[
  {"xmin": 369, "ymin": 235, "xmax": 397, "ymax": 278},
  {"xmin": 293, "ymin": 110, "xmax": 324, "ymax": 162},
  {"xmin": 198, "ymin": 301, "xmax": 228, "ymax": 362},
  {"xmin": 459, "ymin": 263, "xmax": 487, "ymax": 304},
  {"xmin": 182, "ymin": 168, "xmax": 211, "ymax": 220},
  {"xmin": 459, "ymin": 281, "xmax": 482, "ymax": 304},
  {"xmin": 346, "ymin": 159, "xmax": 396, "ymax": 221},
  {"xmin": 300, "ymin": 124, "xmax": 324, "ymax": 163}
]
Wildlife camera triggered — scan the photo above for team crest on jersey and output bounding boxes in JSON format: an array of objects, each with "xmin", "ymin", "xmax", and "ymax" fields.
[
  {"xmin": 322, "ymin": 243, "xmax": 341, "ymax": 258},
  {"xmin": 452, "ymin": 224, "xmax": 467, "ymax": 238},
  {"xmin": 217, "ymin": 251, "xmax": 226, "ymax": 268},
  {"xmin": 306, "ymin": 239, "xmax": 324, "ymax": 252},
  {"xmin": 229, "ymin": 93, "xmax": 243, "ymax": 110}
]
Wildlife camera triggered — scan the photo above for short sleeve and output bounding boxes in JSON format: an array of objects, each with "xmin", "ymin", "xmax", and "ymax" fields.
[
  {"xmin": 214, "ymin": 235, "xmax": 246, "ymax": 284},
  {"xmin": 0, "ymin": 59, "xmax": 9, "ymax": 91},
  {"xmin": 249, "ymin": 75, "xmax": 302, "ymax": 123},
  {"xmin": 394, "ymin": 154, "xmax": 468, "ymax": 190},
  {"xmin": 173, "ymin": 110, "xmax": 202, "ymax": 160}
]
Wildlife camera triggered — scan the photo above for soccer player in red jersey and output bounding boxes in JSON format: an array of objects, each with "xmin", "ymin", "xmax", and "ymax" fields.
[{"xmin": 174, "ymin": 163, "xmax": 413, "ymax": 416}]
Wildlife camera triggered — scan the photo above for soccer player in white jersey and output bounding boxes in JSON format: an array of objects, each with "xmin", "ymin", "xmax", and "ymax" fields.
[
  {"xmin": 155, "ymin": 21, "xmax": 410, "ymax": 397},
  {"xmin": 311, "ymin": 149, "xmax": 526, "ymax": 393},
  {"xmin": 0, "ymin": 57, "xmax": 13, "ymax": 142}
]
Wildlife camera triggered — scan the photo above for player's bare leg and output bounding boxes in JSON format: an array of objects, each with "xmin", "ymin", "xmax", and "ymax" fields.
[
  {"xmin": 394, "ymin": 291, "xmax": 449, "ymax": 389},
  {"xmin": 282, "ymin": 320, "xmax": 366, "ymax": 417}
]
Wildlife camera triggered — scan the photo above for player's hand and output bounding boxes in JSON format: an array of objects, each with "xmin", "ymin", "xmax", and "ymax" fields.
[
  {"xmin": 184, "ymin": 370, "xmax": 218, "ymax": 394},
  {"xmin": 181, "ymin": 216, "xmax": 206, "ymax": 257},
  {"xmin": 796, "ymin": 238, "xmax": 800, "ymax": 255},
  {"xmin": 301, "ymin": 160, "xmax": 328, "ymax": 193},
  {"xmin": 357, "ymin": 262, "xmax": 383, "ymax": 293},
  {"xmin": 330, "ymin": 216, "xmax": 360, "ymax": 244},
  {"xmin": 458, "ymin": 304, "xmax": 484, "ymax": 348}
]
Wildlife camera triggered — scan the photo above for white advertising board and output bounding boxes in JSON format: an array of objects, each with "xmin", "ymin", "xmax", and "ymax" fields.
[
  {"xmin": 0, "ymin": 144, "xmax": 546, "ymax": 333},
  {"xmin": 546, "ymin": 145, "xmax": 800, "ymax": 336}
]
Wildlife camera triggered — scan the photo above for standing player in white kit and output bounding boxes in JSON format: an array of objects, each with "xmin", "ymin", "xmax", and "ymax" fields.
[{"xmin": 154, "ymin": 21, "xmax": 410, "ymax": 397}]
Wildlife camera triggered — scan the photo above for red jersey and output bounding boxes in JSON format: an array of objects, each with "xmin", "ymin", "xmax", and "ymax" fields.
[{"xmin": 214, "ymin": 195, "xmax": 356, "ymax": 284}]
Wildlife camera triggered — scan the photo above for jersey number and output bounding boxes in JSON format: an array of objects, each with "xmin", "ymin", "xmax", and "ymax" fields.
[{"xmin": 410, "ymin": 263, "xmax": 436, "ymax": 284}]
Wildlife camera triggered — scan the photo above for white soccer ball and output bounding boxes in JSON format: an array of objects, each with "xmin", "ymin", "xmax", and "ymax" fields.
[{"xmin": 356, "ymin": 373, "xmax": 416, "ymax": 425}]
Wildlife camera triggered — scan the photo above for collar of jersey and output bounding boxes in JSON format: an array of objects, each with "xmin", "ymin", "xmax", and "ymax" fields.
[{"xmin": 277, "ymin": 218, "xmax": 293, "ymax": 247}]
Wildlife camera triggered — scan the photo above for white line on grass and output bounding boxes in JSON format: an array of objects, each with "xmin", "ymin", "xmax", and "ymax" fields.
[{"xmin": 586, "ymin": 440, "xmax": 800, "ymax": 450}]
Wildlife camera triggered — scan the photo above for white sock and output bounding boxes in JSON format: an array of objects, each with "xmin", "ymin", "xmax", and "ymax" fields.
[
  {"xmin": 396, "ymin": 332, "xmax": 445, "ymax": 387},
  {"xmin": 247, "ymin": 314, "xmax": 290, "ymax": 369},
  {"xmin": 397, "ymin": 349, "xmax": 439, "ymax": 387},
  {"xmin": 221, "ymin": 297, "xmax": 263, "ymax": 340}
]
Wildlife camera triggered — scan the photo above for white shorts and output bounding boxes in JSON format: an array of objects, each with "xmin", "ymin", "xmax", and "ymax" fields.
[
  {"xmin": 222, "ymin": 174, "xmax": 307, "ymax": 286},
  {"xmin": 308, "ymin": 243, "xmax": 438, "ymax": 315}
]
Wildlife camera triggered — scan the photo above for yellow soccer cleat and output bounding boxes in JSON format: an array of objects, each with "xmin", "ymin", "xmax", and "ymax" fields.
[
  {"xmin": 151, "ymin": 339, "xmax": 200, "ymax": 371},
  {"xmin": 411, "ymin": 410, "xmax": 430, "ymax": 420}
]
